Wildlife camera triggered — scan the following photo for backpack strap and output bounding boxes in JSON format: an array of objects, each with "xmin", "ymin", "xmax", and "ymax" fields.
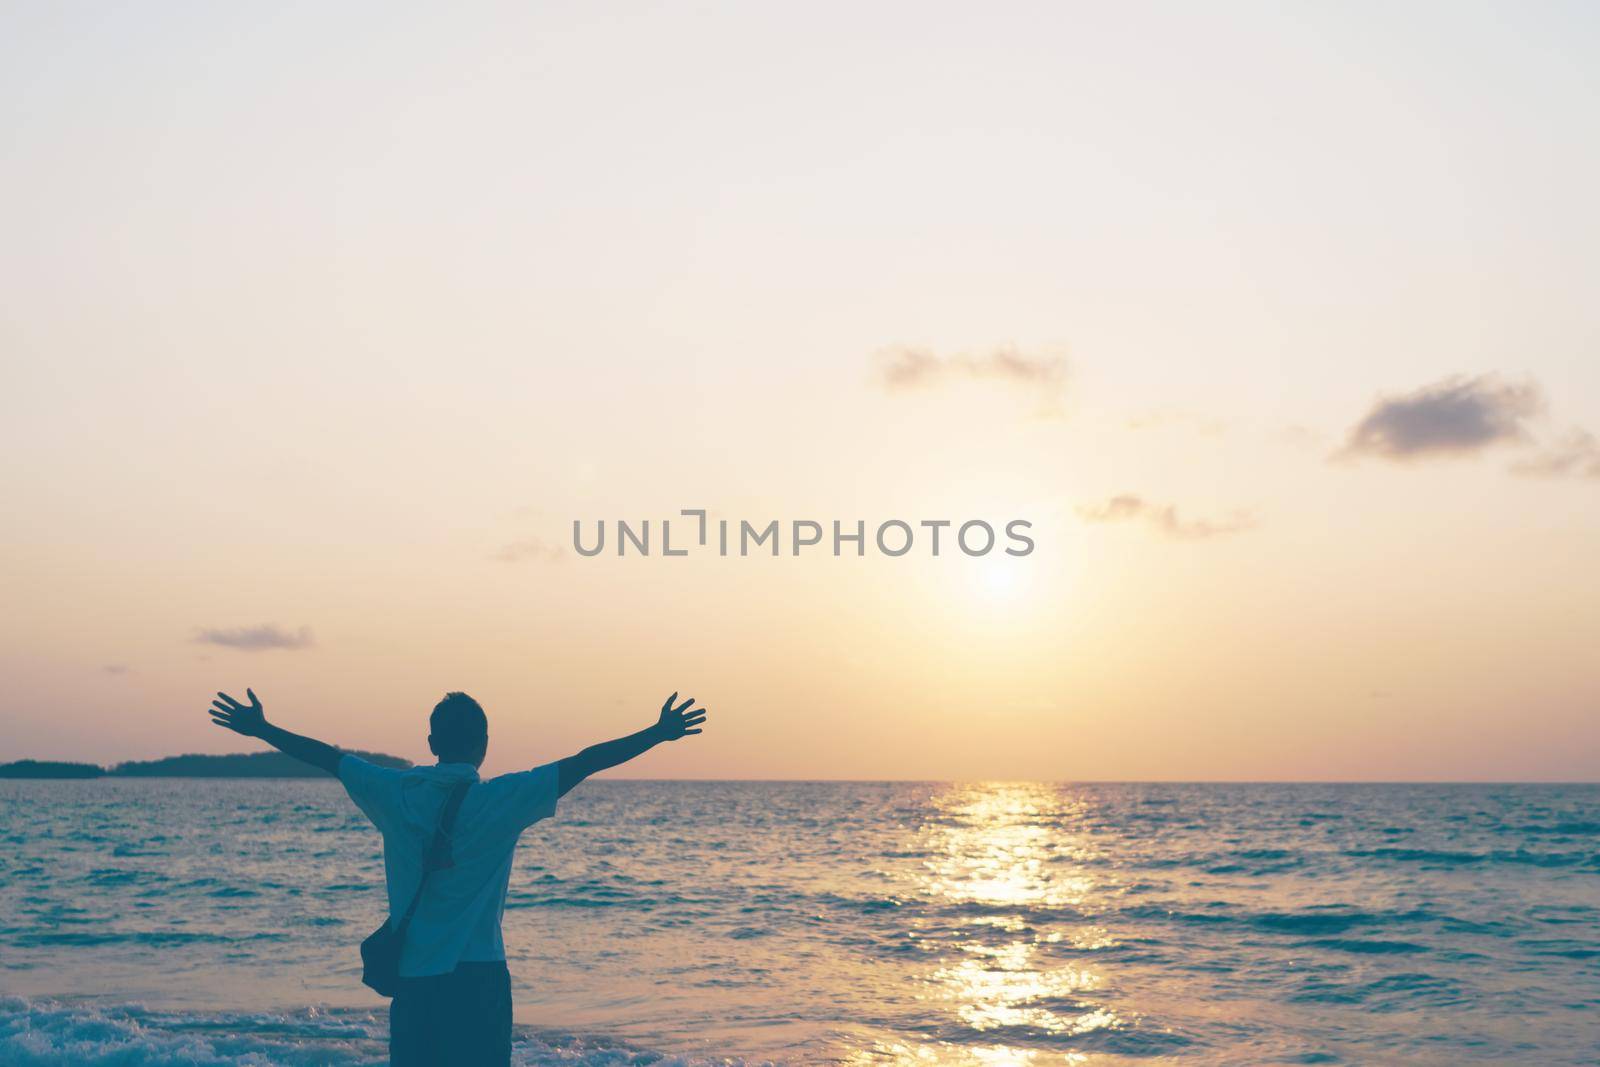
[{"xmin": 392, "ymin": 779, "xmax": 472, "ymax": 939}]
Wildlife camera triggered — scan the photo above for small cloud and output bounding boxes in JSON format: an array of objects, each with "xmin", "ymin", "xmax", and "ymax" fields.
[
  {"xmin": 1125, "ymin": 409, "xmax": 1229, "ymax": 436},
  {"xmin": 874, "ymin": 343, "xmax": 1067, "ymax": 411},
  {"xmin": 194, "ymin": 624, "xmax": 315, "ymax": 652},
  {"xmin": 1510, "ymin": 428, "xmax": 1600, "ymax": 480},
  {"xmin": 102, "ymin": 664, "xmax": 131, "ymax": 676},
  {"xmin": 1275, "ymin": 423, "xmax": 1326, "ymax": 450},
  {"xmin": 1077, "ymin": 494, "xmax": 1255, "ymax": 540},
  {"xmin": 878, "ymin": 346, "xmax": 943, "ymax": 389},
  {"xmin": 492, "ymin": 537, "xmax": 563, "ymax": 563},
  {"xmin": 1337, "ymin": 375, "xmax": 1542, "ymax": 462},
  {"xmin": 1078, "ymin": 494, "xmax": 1146, "ymax": 523}
]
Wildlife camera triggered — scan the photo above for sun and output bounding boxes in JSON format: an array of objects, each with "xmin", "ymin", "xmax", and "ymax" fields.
[{"xmin": 970, "ymin": 557, "xmax": 1022, "ymax": 601}]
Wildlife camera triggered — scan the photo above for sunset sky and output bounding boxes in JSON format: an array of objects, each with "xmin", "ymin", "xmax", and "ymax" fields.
[{"xmin": 4, "ymin": 3, "xmax": 1598, "ymax": 780}]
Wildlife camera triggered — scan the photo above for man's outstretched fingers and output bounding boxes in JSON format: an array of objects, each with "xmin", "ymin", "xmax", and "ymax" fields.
[{"xmin": 683, "ymin": 727, "xmax": 702, "ymax": 735}]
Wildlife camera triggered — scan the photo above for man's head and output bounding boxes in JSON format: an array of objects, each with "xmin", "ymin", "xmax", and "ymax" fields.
[{"xmin": 428, "ymin": 691, "xmax": 488, "ymax": 767}]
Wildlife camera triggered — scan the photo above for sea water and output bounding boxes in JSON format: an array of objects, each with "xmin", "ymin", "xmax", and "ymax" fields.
[{"xmin": 0, "ymin": 780, "xmax": 1596, "ymax": 1064}]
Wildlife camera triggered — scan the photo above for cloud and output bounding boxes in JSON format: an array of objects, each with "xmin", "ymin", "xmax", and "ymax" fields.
[
  {"xmin": 1078, "ymin": 494, "xmax": 1146, "ymax": 522},
  {"xmin": 102, "ymin": 664, "xmax": 130, "ymax": 676},
  {"xmin": 1337, "ymin": 375, "xmax": 1542, "ymax": 461},
  {"xmin": 1077, "ymin": 494, "xmax": 1255, "ymax": 540},
  {"xmin": 1275, "ymin": 423, "xmax": 1326, "ymax": 451},
  {"xmin": 194, "ymin": 624, "xmax": 315, "ymax": 651},
  {"xmin": 1124, "ymin": 410, "xmax": 1230, "ymax": 436},
  {"xmin": 1510, "ymin": 428, "xmax": 1600, "ymax": 480},
  {"xmin": 874, "ymin": 344, "xmax": 1067, "ymax": 409},
  {"xmin": 492, "ymin": 537, "xmax": 564, "ymax": 563}
]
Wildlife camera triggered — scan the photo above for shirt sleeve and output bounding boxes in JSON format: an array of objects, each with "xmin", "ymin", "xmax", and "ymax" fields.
[
  {"xmin": 338, "ymin": 754, "xmax": 404, "ymax": 833},
  {"xmin": 498, "ymin": 761, "xmax": 560, "ymax": 832}
]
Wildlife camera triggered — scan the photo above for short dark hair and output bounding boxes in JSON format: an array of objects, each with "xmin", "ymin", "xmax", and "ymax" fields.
[{"xmin": 430, "ymin": 691, "xmax": 487, "ymax": 752}]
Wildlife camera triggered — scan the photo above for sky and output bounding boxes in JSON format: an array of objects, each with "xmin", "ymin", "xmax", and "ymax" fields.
[{"xmin": 3, "ymin": 2, "xmax": 1598, "ymax": 780}]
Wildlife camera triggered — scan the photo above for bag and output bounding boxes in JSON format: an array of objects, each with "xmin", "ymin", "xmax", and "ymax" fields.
[{"xmin": 360, "ymin": 779, "xmax": 472, "ymax": 997}]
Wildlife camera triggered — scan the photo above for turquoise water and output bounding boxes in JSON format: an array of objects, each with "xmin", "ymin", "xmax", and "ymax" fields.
[{"xmin": 1, "ymin": 780, "xmax": 1597, "ymax": 1064}]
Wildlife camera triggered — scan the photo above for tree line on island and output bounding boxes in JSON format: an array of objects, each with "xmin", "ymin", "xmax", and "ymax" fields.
[{"xmin": 0, "ymin": 751, "xmax": 410, "ymax": 778}]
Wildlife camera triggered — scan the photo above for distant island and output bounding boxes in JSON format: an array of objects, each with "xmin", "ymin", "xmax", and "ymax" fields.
[
  {"xmin": 0, "ymin": 751, "xmax": 411, "ymax": 779},
  {"xmin": 0, "ymin": 759, "xmax": 105, "ymax": 779}
]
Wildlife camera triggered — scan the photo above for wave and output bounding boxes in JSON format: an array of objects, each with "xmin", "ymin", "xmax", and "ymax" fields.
[
  {"xmin": 1114, "ymin": 903, "xmax": 1465, "ymax": 940},
  {"xmin": 10, "ymin": 930, "xmax": 291, "ymax": 948},
  {"xmin": 1343, "ymin": 847, "xmax": 1600, "ymax": 868},
  {"xmin": 1287, "ymin": 972, "xmax": 1466, "ymax": 1009},
  {"xmin": 1297, "ymin": 938, "xmax": 1428, "ymax": 955},
  {"xmin": 0, "ymin": 997, "xmax": 742, "ymax": 1066}
]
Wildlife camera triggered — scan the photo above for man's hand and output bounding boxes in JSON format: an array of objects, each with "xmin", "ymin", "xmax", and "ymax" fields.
[
  {"xmin": 209, "ymin": 689, "xmax": 268, "ymax": 738},
  {"xmin": 203, "ymin": 689, "xmax": 343, "ymax": 774},
  {"xmin": 653, "ymin": 692, "xmax": 708, "ymax": 741},
  {"xmin": 557, "ymin": 689, "xmax": 711, "ymax": 796}
]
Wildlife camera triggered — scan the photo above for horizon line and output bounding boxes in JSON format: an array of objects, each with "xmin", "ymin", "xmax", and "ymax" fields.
[{"xmin": 6, "ymin": 773, "xmax": 1596, "ymax": 786}]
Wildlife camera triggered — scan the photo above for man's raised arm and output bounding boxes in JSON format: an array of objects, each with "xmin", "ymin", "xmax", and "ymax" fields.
[
  {"xmin": 208, "ymin": 689, "xmax": 345, "ymax": 776},
  {"xmin": 556, "ymin": 692, "xmax": 708, "ymax": 797}
]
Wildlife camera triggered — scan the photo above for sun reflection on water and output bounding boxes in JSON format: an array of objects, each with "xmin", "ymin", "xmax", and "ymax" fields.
[{"xmin": 870, "ymin": 782, "xmax": 1127, "ymax": 1065}]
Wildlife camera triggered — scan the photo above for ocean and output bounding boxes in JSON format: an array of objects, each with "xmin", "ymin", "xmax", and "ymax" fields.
[{"xmin": 0, "ymin": 780, "xmax": 1596, "ymax": 1065}]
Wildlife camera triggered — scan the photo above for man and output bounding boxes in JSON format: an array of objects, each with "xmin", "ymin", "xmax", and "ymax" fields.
[{"xmin": 206, "ymin": 686, "xmax": 708, "ymax": 1066}]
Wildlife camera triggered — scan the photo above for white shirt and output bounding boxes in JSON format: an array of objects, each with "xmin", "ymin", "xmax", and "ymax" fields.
[{"xmin": 338, "ymin": 755, "xmax": 560, "ymax": 977}]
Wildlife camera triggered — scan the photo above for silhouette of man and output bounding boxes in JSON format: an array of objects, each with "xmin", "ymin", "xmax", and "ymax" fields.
[{"xmin": 207, "ymin": 687, "xmax": 708, "ymax": 1066}]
